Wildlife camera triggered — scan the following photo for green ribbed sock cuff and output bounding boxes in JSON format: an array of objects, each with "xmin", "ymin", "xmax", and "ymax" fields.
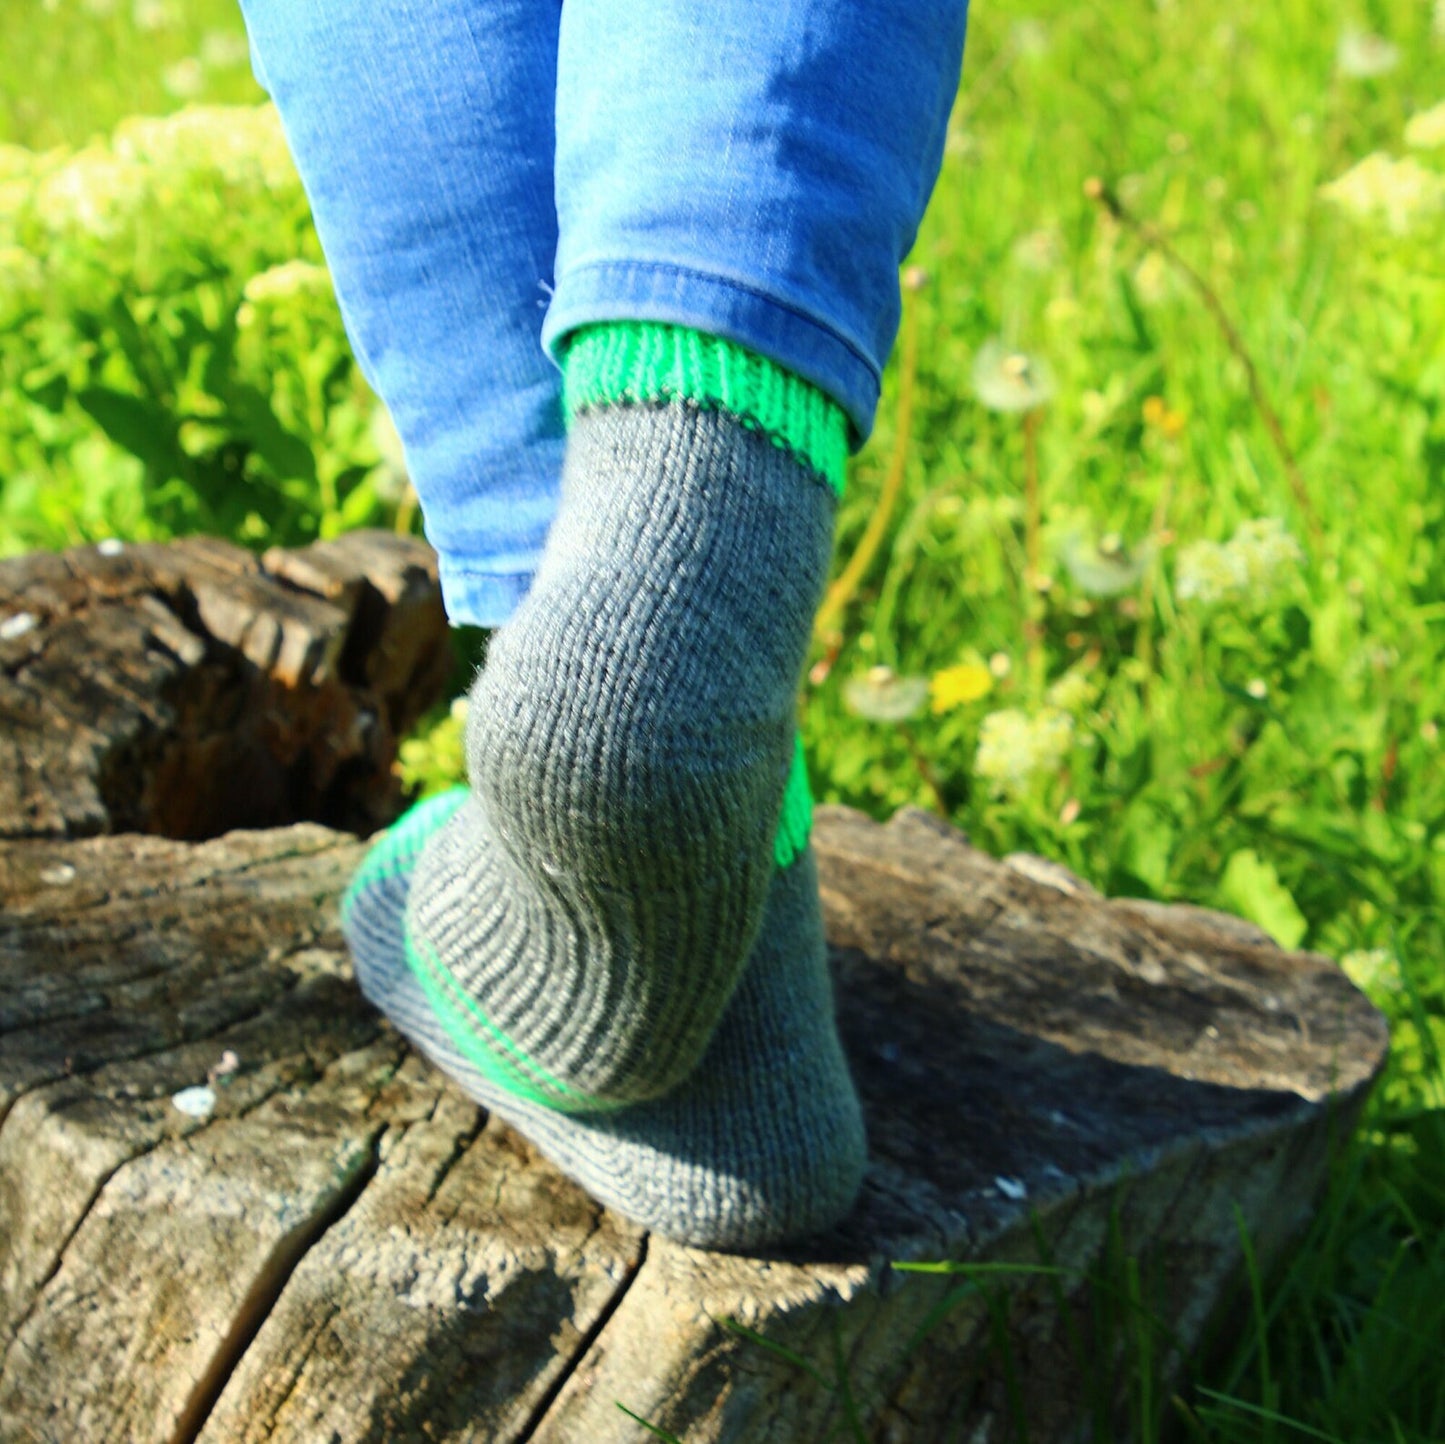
[{"xmin": 561, "ymin": 321, "xmax": 847, "ymax": 499}]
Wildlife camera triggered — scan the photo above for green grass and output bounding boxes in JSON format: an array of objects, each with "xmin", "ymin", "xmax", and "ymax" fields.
[{"xmin": 3, "ymin": 0, "xmax": 1443, "ymax": 1439}]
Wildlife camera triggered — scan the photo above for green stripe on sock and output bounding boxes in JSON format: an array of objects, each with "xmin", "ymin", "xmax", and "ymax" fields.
[
  {"xmin": 341, "ymin": 787, "xmax": 469, "ymax": 923},
  {"xmin": 406, "ymin": 929, "xmax": 627, "ymax": 1115},
  {"xmin": 561, "ymin": 322, "xmax": 847, "ymax": 499},
  {"xmin": 774, "ymin": 734, "xmax": 814, "ymax": 871}
]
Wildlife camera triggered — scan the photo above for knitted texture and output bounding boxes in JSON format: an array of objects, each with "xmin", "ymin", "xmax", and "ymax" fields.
[
  {"xmin": 343, "ymin": 789, "xmax": 866, "ymax": 1250},
  {"xmin": 404, "ymin": 398, "xmax": 838, "ymax": 1109},
  {"xmin": 563, "ymin": 322, "xmax": 848, "ymax": 499}
]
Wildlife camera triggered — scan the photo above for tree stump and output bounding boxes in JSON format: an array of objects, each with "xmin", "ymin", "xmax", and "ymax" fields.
[
  {"xmin": 0, "ymin": 530, "xmax": 450, "ymax": 839},
  {"xmin": 0, "ymin": 537, "xmax": 1388, "ymax": 1444}
]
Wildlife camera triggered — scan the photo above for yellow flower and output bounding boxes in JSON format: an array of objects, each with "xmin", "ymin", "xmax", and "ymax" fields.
[
  {"xmin": 930, "ymin": 662, "xmax": 993, "ymax": 714},
  {"xmin": 1142, "ymin": 394, "xmax": 1186, "ymax": 438}
]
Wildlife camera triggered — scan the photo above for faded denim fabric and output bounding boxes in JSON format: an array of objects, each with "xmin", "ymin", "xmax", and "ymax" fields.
[{"xmin": 241, "ymin": 0, "xmax": 969, "ymax": 626}]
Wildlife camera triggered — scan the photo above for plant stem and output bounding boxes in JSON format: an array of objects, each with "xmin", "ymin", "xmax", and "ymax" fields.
[
  {"xmin": 899, "ymin": 723, "xmax": 949, "ymax": 817},
  {"xmin": 394, "ymin": 483, "xmax": 419, "ymax": 537},
  {"xmin": 1022, "ymin": 404, "xmax": 1045, "ymax": 698},
  {"xmin": 1136, "ymin": 469, "xmax": 1174, "ymax": 706},
  {"xmin": 814, "ymin": 278, "xmax": 921, "ymax": 642},
  {"xmin": 1084, "ymin": 177, "xmax": 1322, "ymax": 550}
]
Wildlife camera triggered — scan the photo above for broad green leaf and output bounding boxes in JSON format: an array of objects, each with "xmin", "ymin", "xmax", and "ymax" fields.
[
  {"xmin": 76, "ymin": 385, "xmax": 180, "ymax": 476},
  {"xmin": 1216, "ymin": 848, "xmax": 1308, "ymax": 950}
]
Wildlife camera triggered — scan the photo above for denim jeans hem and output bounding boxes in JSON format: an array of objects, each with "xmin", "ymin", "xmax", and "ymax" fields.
[
  {"xmin": 542, "ymin": 258, "xmax": 881, "ymax": 446},
  {"xmin": 437, "ymin": 561, "xmax": 539, "ymax": 629}
]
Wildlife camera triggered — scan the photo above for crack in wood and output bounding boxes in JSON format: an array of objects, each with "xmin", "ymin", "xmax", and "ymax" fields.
[
  {"xmin": 0, "ymin": 964, "xmax": 307, "ymax": 1135},
  {"xmin": 512, "ymin": 1231, "xmax": 651, "ymax": 1444},
  {"xmin": 0, "ymin": 1068, "xmax": 309, "ymax": 1367},
  {"xmin": 168, "ymin": 1126, "xmax": 386, "ymax": 1444}
]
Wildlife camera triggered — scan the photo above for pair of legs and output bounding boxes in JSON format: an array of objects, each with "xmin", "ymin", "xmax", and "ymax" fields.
[{"xmin": 242, "ymin": 0, "xmax": 969, "ymax": 1249}]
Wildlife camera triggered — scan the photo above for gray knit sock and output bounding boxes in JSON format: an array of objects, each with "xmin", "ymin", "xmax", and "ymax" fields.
[
  {"xmin": 342, "ymin": 789, "xmax": 867, "ymax": 1250},
  {"xmin": 404, "ymin": 396, "xmax": 838, "ymax": 1108}
]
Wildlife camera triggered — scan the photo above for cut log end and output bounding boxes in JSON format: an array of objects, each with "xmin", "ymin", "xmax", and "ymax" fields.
[{"xmin": 0, "ymin": 536, "xmax": 1389, "ymax": 1443}]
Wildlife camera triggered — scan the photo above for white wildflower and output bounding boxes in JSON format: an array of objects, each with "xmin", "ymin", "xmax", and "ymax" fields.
[
  {"xmin": 242, "ymin": 259, "xmax": 331, "ymax": 304},
  {"xmin": 975, "ymin": 707, "xmax": 1074, "ymax": 797},
  {"xmin": 34, "ymin": 145, "xmax": 144, "ymax": 238},
  {"xmin": 1046, "ymin": 667, "xmax": 1099, "ymax": 714},
  {"xmin": 1320, "ymin": 152, "xmax": 1445, "ymax": 234},
  {"xmin": 115, "ymin": 105, "xmax": 296, "ymax": 194},
  {"xmin": 1336, "ymin": 29, "xmax": 1401, "ymax": 78},
  {"xmin": 1404, "ymin": 101, "xmax": 1445, "ymax": 151},
  {"xmin": 1175, "ymin": 517, "xmax": 1303, "ymax": 611},
  {"xmin": 1339, "ymin": 947, "xmax": 1401, "ymax": 996}
]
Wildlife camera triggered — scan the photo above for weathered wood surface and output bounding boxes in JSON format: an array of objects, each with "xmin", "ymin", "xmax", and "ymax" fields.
[
  {"xmin": 0, "ymin": 530, "xmax": 449, "ymax": 839},
  {"xmin": 0, "ymin": 536, "xmax": 1390, "ymax": 1443}
]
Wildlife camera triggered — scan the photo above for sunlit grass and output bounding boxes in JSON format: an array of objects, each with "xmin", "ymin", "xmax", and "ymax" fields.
[{"xmin": 4, "ymin": 0, "xmax": 1443, "ymax": 1438}]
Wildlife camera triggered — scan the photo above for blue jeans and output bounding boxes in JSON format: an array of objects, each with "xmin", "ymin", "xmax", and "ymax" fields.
[{"xmin": 240, "ymin": 0, "xmax": 969, "ymax": 627}]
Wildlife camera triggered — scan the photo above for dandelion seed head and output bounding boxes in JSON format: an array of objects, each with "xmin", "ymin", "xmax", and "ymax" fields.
[
  {"xmin": 1012, "ymin": 227, "xmax": 1064, "ymax": 273},
  {"xmin": 973, "ymin": 339, "xmax": 1056, "ymax": 413},
  {"xmin": 1337, "ymin": 29, "xmax": 1401, "ymax": 79},
  {"xmin": 162, "ymin": 58, "xmax": 205, "ymax": 100},
  {"xmin": 843, "ymin": 666, "xmax": 930, "ymax": 722},
  {"xmin": 1060, "ymin": 528, "xmax": 1153, "ymax": 598}
]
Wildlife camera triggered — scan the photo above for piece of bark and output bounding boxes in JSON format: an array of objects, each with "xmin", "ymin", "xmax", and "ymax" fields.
[
  {"xmin": 0, "ymin": 805, "xmax": 1388, "ymax": 1444},
  {"xmin": 0, "ymin": 532, "xmax": 450, "ymax": 841}
]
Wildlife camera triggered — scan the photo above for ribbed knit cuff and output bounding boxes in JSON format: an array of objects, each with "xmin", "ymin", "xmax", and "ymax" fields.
[{"xmin": 561, "ymin": 321, "xmax": 847, "ymax": 500}]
